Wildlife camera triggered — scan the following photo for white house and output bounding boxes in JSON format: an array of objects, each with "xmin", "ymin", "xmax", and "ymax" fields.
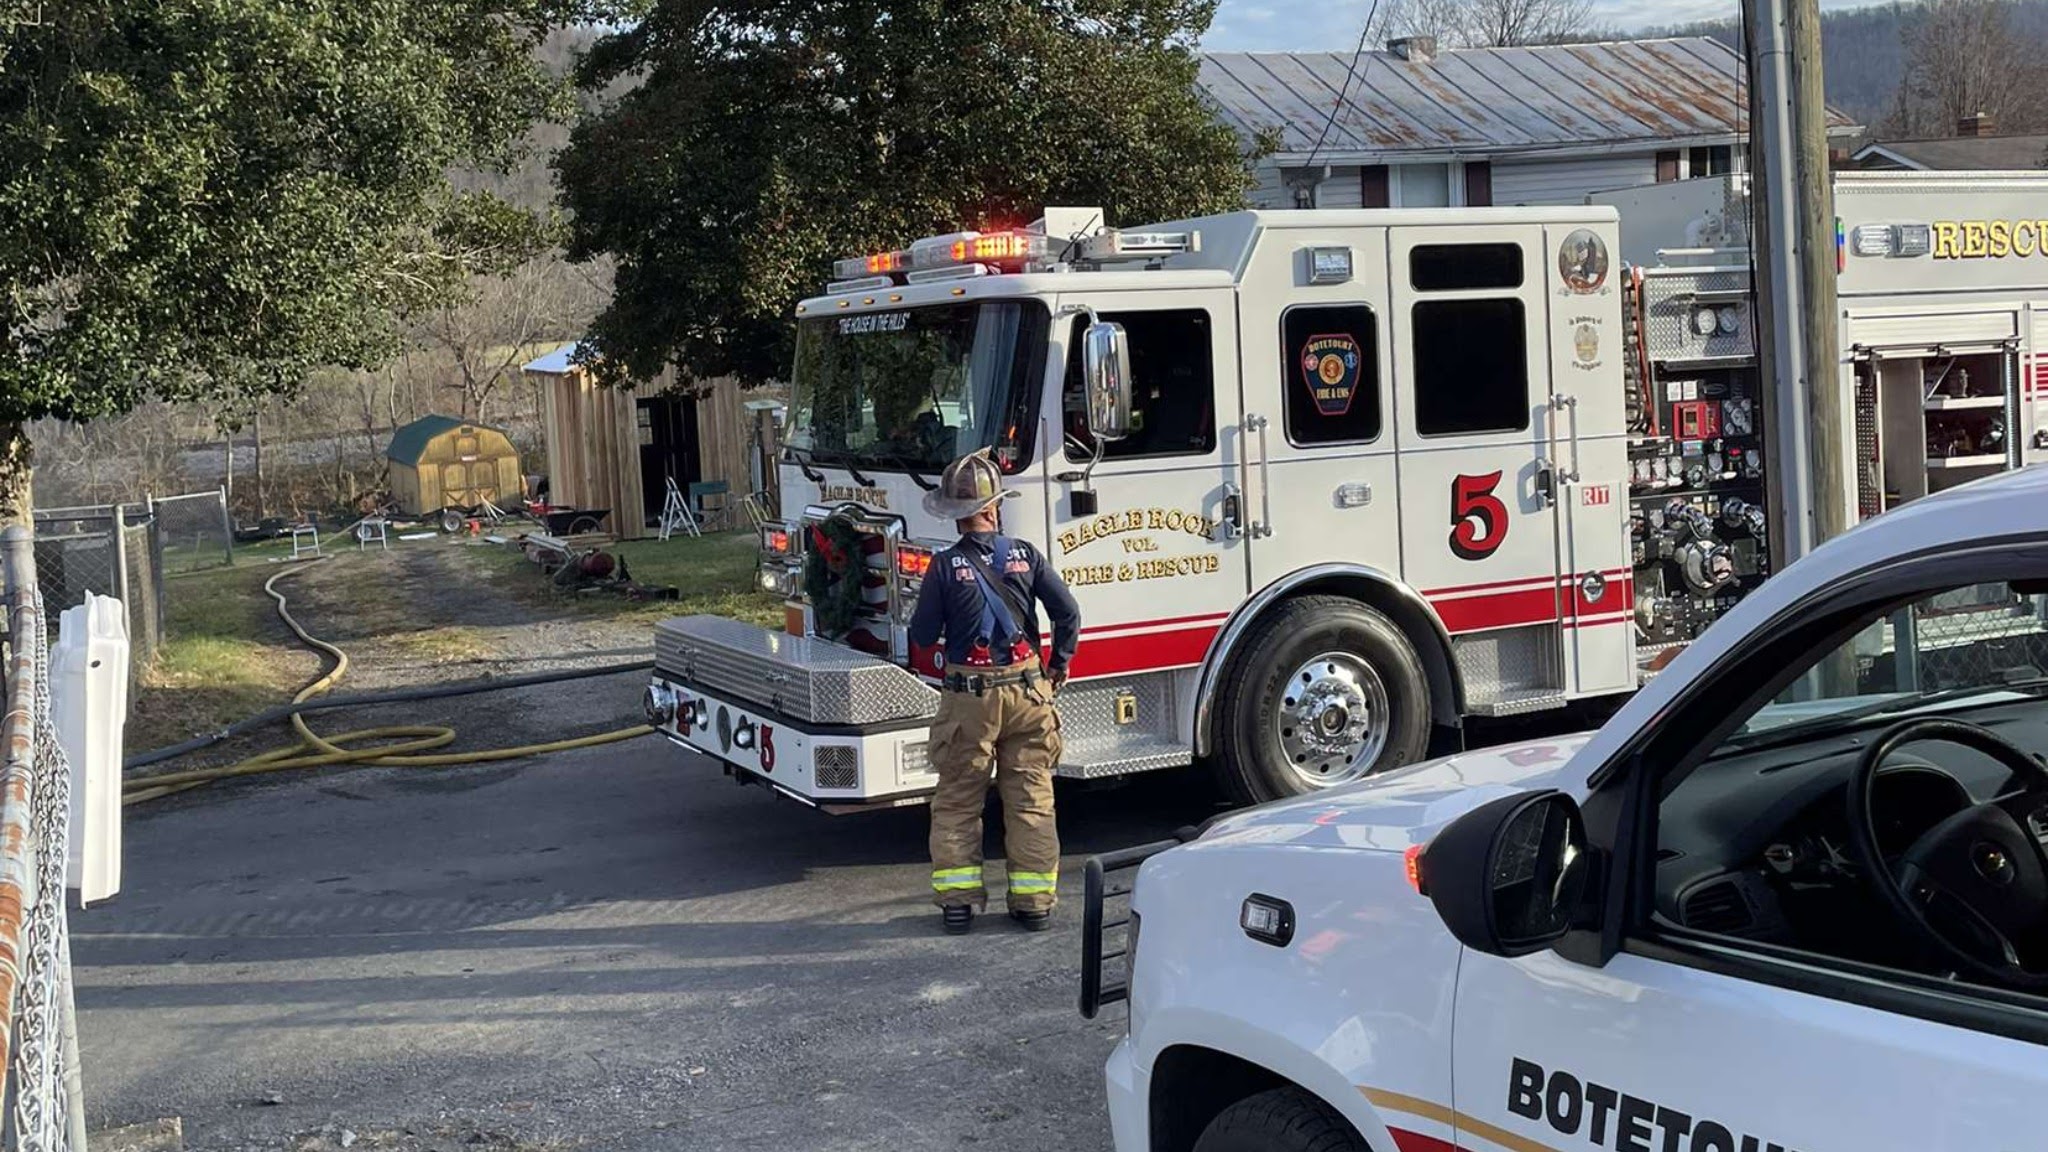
[{"xmin": 1200, "ymin": 36, "xmax": 1861, "ymax": 209}]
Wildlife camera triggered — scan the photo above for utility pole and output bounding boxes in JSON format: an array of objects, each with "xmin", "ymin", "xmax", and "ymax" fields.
[{"xmin": 1745, "ymin": 0, "xmax": 1847, "ymax": 564}]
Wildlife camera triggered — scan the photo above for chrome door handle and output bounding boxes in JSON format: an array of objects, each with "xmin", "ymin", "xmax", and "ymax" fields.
[
  {"xmin": 1550, "ymin": 394, "xmax": 1582, "ymax": 484},
  {"xmin": 1245, "ymin": 414, "xmax": 1275, "ymax": 539},
  {"xmin": 1221, "ymin": 483, "xmax": 1245, "ymax": 540}
]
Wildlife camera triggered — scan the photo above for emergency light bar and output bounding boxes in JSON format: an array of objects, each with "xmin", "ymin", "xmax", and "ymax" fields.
[
  {"xmin": 822, "ymin": 213, "xmax": 1194, "ymax": 296},
  {"xmin": 831, "ymin": 250, "xmax": 911, "ymax": 280}
]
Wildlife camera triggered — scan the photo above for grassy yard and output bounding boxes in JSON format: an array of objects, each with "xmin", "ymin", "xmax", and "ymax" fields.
[
  {"xmin": 469, "ymin": 529, "xmax": 783, "ymax": 628},
  {"xmin": 130, "ymin": 538, "xmax": 309, "ymax": 751}
]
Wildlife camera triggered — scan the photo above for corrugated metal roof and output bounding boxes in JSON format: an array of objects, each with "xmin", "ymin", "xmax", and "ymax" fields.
[
  {"xmin": 1201, "ymin": 38, "xmax": 1857, "ymax": 161},
  {"xmin": 521, "ymin": 341, "xmax": 583, "ymax": 376}
]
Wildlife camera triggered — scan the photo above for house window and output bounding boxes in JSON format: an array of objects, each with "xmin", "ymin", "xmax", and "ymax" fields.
[
  {"xmin": 1656, "ymin": 150, "xmax": 1681, "ymax": 183},
  {"xmin": 1398, "ymin": 163, "xmax": 1452, "ymax": 207},
  {"xmin": 1689, "ymin": 145, "xmax": 1734, "ymax": 177}
]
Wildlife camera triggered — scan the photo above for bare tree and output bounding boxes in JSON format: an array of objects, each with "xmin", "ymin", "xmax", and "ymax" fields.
[
  {"xmin": 1385, "ymin": 0, "xmax": 1600, "ymax": 47},
  {"xmin": 417, "ymin": 254, "xmax": 606, "ymax": 424},
  {"xmin": 1886, "ymin": 0, "xmax": 2047, "ymax": 137}
]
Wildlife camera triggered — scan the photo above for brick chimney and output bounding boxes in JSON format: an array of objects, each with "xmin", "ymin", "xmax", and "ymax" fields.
[
  {"xmin": 1387, "ymin": 36, "xmax": 1436, "ymax": 63},
  {"xmin": 1958, "ymin": 112, "xmax": 1994, "ymax": 137}
]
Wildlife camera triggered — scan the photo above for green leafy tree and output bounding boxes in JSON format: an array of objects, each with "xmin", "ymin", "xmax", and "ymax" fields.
[
  {"xmin": 557, "ymin": 0, "xmax": 1258, "ymax": 387},
  {"xmin": 0, "ymin": 0, "xmax": 579, "ymax": 522}
]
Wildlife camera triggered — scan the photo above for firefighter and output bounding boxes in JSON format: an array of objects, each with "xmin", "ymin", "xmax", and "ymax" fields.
[{"xmin": 909, "ymin": 448, "xmax": 1081, "ymax": 935}]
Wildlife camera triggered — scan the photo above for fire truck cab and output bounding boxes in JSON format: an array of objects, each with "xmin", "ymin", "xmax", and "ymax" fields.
[{"xmin": 646, "ymin": 206, "xmax": 1638, "ymax": 810}]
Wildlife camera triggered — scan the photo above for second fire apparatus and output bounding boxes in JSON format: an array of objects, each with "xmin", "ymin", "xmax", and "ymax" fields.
[{"xmin": 647, "ymin": 203, "xmax": 1706, "ymax": 810}]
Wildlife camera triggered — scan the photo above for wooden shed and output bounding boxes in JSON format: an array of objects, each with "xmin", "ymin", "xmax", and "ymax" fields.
[
  {"xmin": 386, "ymin": 414, "xmax": 524, "ymax": 517},
  {"xmin": 523, "ymin": 343, "xmax": 770, "ymax": 541}
]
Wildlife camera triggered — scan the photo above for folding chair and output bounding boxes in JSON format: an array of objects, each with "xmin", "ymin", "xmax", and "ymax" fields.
[
  {"xmin": 290, "ymin": 522, "xmax": 322, "ymax": 559},
  {"xmin": 689, "ymin": 481, "xmax": 732, "ymax": 532},
  {"xmin": 355, "ymin": 516, "xmax": 388, "ymax": 552}
]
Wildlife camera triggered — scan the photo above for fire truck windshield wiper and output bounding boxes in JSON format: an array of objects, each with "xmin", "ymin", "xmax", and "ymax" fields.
[
  {"xmin": 798, "ymin": 444, "xmax": 878, "ymax": 487},
  {"xmin": 783, "ymin": 444, "xmax": 826, "ymax": 484},
  {"xmin": 868, "ymin": 450, "xmax": 939, "ymax": 491}
]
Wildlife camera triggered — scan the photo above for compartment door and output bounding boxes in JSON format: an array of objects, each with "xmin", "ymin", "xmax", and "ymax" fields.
[{"xmin": 1390, "ymin": 225, "xmax": 1565, "ymax": 715}]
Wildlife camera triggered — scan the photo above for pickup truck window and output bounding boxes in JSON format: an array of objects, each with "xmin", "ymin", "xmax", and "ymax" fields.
[{"xmin": 1656, "ymin": 579, "xmax": 2048, "ymax": 1004}]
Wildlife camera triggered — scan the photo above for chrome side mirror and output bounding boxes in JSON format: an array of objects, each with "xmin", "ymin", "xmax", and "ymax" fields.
[{"xmin": 1083, "ymin": 321, "xmax": 1133, "ymax": 442}]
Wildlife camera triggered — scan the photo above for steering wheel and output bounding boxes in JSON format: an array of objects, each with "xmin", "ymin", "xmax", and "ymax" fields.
[{"xmin": 1845, "ymin": 718, "xmax": 2048, "ymax": 989}]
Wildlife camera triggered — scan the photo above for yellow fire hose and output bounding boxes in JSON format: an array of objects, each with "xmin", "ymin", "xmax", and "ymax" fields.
[{"xmin": 124, "ymin": 557, "xmax": 652, "ymax": 805}]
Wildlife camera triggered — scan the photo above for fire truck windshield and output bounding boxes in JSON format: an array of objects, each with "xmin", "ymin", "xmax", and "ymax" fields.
[{"xmin": 789, "ymin": 300, "xmax": 1049, "ymax": 475}]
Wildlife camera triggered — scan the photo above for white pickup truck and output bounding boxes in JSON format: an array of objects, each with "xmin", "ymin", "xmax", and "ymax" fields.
[{"xmin": 1082, "ymin": 465, "xmax": 2048, "ymax": 1152}]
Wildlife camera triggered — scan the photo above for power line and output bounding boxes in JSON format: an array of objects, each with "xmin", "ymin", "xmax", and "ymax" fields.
[{"xmin": 1304, "ymin": 0, "xmax": 1386, "ymax": 173}]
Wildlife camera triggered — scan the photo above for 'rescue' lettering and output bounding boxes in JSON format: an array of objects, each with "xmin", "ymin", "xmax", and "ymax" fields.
[
  {"xmin": 1931, "ymin": 219, "xmax": 2048, "ymax": 260},
  {"xmin": 1507, "ymin": 1058, "xmax": 1803, "ymax": 1152}
]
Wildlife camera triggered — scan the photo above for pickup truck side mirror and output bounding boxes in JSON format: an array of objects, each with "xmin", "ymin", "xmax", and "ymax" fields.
[
  {"xmin": 1420, "ymin": 790, "xmax": 1589, "ymax": 958},
  {"xmin": 1082, "ymin": 320, "xmax": 1133, "ymax": 442}
]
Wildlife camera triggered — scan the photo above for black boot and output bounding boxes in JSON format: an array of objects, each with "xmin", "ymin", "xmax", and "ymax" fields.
[
  {"xmin": 1009, "ymin": 908, "xmax": 1052, "ymax": 932},
  {"xmin": 942, "ymin": 906, "xmax": 974, "ymax": 935}
]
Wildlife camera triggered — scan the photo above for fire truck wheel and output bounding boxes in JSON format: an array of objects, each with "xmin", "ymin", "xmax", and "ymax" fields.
[
  {"xmin": 1191, "ymin": 1087, "xmax": 1367, "ymax": 1152},
  {"xmin": 1213, "ymin": 595, "xmax": 1429, "ymax": 805}
]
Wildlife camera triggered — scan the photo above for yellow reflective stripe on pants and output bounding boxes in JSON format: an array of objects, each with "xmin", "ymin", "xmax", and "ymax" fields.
[
  {"xmin": 933, "ymin": 867, "xmax": 984, "ymax": 892},
  {"xmin": 1007, "ymin": 871, "xmax": 1057, "ymax": 894}
]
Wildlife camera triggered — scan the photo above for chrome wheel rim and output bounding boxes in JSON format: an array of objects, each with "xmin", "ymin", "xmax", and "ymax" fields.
[{"xmin": 1275, "ymin": 651, "xmax": 1389, "ymax": 788}]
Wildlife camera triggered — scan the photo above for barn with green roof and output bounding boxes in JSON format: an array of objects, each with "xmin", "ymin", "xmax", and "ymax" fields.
[{"xmin": 385, "ymin": 415, "xmax": 524, "ymax": 518}]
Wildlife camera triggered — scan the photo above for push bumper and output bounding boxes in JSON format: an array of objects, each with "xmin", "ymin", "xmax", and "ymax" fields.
[{"xmin": 1105, "ymin": 1038, "xmax": 1150, "ymax": 1151}]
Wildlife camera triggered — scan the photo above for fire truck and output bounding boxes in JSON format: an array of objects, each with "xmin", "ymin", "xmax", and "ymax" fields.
[
  {"xmin": 647, "ymin": 203, "xmax": 1651, "ymax": 811},
  {"xmin": 643, "ymin": 179, "xmax": 2048, "ymax": 812}
]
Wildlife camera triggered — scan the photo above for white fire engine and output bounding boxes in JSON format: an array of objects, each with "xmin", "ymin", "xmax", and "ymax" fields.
[
  {"xmin": 642, "ymin": 178, "xmax": 2048, "ymax": 812},
  {"xmin": 647, "ymin": 203, "xmax": 1641, "ymax": 811}
]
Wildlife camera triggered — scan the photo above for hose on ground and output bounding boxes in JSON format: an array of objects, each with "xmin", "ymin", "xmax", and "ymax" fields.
[{"xmin": 125, "ymin": 557, "xmax": 653, "ymax": 805}]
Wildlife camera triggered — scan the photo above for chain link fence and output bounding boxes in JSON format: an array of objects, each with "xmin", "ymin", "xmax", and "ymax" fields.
[
  {"xmin": 0, "ymin": 527, "xmax": 88, "ymax": 1152},
  {"xmin": 147, "ymin": 489, "xmax": 232, "ymax": 575},
  {"xmin": 1866, "ymin": 585, "xmax": 2048, "ymax": 692},
  {"xmin": 29, "ymin": 508, "xmax": 163, "ymax": 678}
]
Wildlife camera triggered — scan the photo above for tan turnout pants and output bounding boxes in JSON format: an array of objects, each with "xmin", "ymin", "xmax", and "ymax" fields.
[{"xmin": 927, "ymin": 680, "xmax": 1063, "ymax": 913}]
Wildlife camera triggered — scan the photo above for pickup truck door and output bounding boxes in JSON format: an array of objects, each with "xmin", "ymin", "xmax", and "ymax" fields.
[{"xmin": 1443, "ymin": 947, "xmax": 2042, "ymax": 1152}]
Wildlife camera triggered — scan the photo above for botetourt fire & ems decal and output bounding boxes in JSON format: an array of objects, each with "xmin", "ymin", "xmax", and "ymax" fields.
[{"xmin": 1361, "ymin": 1059, "xmax": 1808, "ymax": 1152}]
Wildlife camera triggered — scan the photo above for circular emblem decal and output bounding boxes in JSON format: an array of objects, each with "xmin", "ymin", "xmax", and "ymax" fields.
[{"xmin": 1558, "ymin": 229, "xmax": 1610, "ymax": 294}]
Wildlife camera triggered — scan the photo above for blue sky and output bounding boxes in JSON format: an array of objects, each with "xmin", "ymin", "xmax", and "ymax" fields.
[{"xmin": 1205, "ymin": 0, "xmax": 1877, "ymax": 51}]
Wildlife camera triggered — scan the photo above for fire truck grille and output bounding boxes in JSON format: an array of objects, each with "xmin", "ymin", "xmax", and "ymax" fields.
[
  {"xmin": 815, "ymin": 747, "xmax": 859, "ymax": 790},
  {"xmin": 653, "ymin": 615, "xmax": 938, "ymax": 726}
]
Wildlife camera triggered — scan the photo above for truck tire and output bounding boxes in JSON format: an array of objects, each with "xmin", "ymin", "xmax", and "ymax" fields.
[
  {"xmin": 1193, "ymin": 1088, "xmax": 1368, "ymax": 1152},
  {"xmin": 1213, "ymin": 595, "xmax": 1430, "ymax": 806}
]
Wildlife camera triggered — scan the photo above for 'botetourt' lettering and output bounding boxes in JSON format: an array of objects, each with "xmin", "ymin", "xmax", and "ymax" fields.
[{"xmin": 1507, "ymin": 1058, "xmax": 1804, "ymax": 1152}]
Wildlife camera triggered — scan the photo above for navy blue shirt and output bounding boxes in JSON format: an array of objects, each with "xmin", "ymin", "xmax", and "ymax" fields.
[{"xmin": 908, "ymin": 532, "xmax": 1081, "ymax": 672}]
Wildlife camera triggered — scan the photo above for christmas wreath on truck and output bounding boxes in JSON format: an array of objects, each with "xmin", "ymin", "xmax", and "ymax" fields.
[{"xmin": 802, "ymin": 513, "xmax": 875, "ymax": 639}]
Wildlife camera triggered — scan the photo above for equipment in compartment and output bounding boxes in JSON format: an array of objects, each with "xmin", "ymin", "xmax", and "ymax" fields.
[{"xmin": 1626, "ymin": 268, "xmax": 1771, "ymax": 662}]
